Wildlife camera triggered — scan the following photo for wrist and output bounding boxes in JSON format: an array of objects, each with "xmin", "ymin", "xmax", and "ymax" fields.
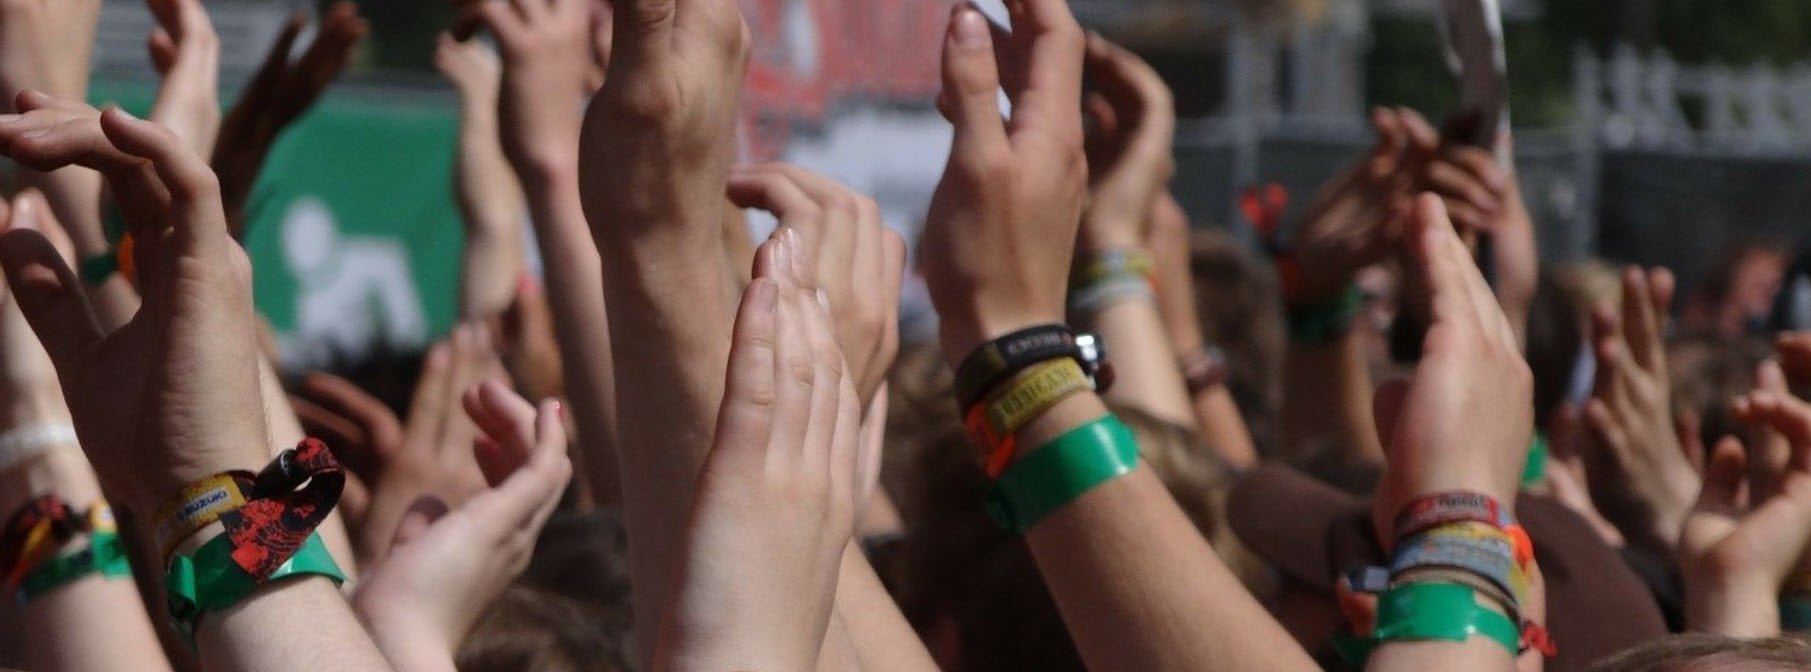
[{"xmin": 0, "ymin": 446, "xmax": 100, "ymax": 523}]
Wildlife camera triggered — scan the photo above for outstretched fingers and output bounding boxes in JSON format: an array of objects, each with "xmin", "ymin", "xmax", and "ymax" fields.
[
  {"xmin": 940, "ymin": 4, "xmax": 1009, "ymax": 158},
  {"xmin": 712, "ymin": 241, "xmax": 785, "ymax": 460}
]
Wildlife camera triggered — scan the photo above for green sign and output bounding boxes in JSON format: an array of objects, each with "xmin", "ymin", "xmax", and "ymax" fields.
[{"xmin": 92, "ymin": 80, "xmax": 463, "ymax": 364}]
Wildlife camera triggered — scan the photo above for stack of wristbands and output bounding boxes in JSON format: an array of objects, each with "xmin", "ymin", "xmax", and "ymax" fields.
[
  {"xmin": 0, "ymin": 495, "xmax": 131, "ymax": 605},
  {"xmin": 953, "ymin": 324, "xmax": 1140, "ymax": 535},
  {"xmin": 1335, "ymin": 491, "xmax": 1556, "ymax": 664},
  {"xmin": 155, "ymin": 438, "xmax": 348, "ymax": 636},
  {"xmin": 1068, "ymin": 249, "xmax": 1155, "ymax": 316}
]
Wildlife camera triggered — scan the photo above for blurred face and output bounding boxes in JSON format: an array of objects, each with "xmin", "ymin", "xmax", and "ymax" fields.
[{"xmin": 1719, "ymin": 249, "xmax": 1786, "ymax": 335}]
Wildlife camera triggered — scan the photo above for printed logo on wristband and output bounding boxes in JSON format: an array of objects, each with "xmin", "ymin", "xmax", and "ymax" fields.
[{"xmin": 153, "ymin": 473, "xmax": 253, "ymax": 563}]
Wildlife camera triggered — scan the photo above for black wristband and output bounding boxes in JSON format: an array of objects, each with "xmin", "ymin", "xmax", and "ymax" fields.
[{"xmin": 953, "ymin": 324, "xmax": 1083, "ymax": 410}]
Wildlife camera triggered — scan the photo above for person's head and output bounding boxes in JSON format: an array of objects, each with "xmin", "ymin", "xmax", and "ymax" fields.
[
  {"xmin": 1525, "ymin": 261, "xmax": 1621, "ymax": 426},
  {"xmin": 889, "ymin": 368, "xmax": 1258, "ymax": 671},
  {"xmin": 1189, "ymin": 227, "xmax": 1285, "ymax": 456},
  {"xmin": 457, "ymin": 585, "xmax": 631, "ymax": 672},
  {"xmin": 1689, "ymin": 240, "xmax": 1790, "ymax": 339},
  {"xmin": 1587, "ymin": 634, "xmax": 1811, "ymax": 672}
]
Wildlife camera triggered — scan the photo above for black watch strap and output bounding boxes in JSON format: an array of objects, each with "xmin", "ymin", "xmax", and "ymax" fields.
[{"xmin": 953, "ymin": 324, "xmax": 1080, "ymax": 409}]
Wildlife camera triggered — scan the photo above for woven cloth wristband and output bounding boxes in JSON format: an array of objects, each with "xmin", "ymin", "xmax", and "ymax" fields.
[
  {"xmin": 1393, "ymin": 491, "xmax": 1534, "ymax": 567},
  {"xmin": 1068, "ymin": 276, "xmax": 1154, "ymax": 316},
  {"xmin": 1333, "ymin": 581, "xmax": 1521, "ymax": 664},
  {"xmin": 1071, "ymin": 249, "xmax": 1154, "ymax": 289},
  {"xmin": 985, "ymin": 415, "xmax": 1140, "ymax": 534},
  {"xmin": 1286, "ymin": 284, "xmax": 1363, "ymax": 345},
  {"xmin": 964, "ymin": 358, "xmax": 1094, "ymax": 478},
  {"xmin": 153, "ymin": 438, "xmax": 345, "ymax": 576},
  {"xmin": 165, "ymin": 531, "xmax": 344, "ymax": 636},
  {"xmin": 17, "ymin": 529, "xmax": 131, "ymax": 604},
  {"xmin": 1, "ymin": 495, "xmax": 80, "ymax": 590},
  {"xmin": 953, "ymin": 325, "xmax": 1080, "ymax": 410},
  {"xmin": 154, "ymin": 473, "xmax": 254, "ymax": 563},
  {"xmin": 1391, "ymin": 526, "xmax": 1526, "ymax": 614}
]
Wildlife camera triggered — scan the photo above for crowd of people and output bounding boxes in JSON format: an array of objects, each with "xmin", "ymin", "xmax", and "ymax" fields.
[{"xmin": 0, "ymin": 0, "xmax": 1808, "ymax": 670}]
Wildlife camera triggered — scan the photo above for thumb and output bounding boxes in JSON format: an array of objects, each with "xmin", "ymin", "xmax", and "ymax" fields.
[
  {"xmin": 0, "ymin": 199, "xmax": 104, "ymax": 369},
  {"xmin": 1699, "ymin": 437, "xmax": 1749, "ymax": 512}
]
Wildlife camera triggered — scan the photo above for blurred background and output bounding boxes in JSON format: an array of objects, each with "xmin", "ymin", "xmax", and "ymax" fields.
[{"xmin": 79, "ymin": 0, "xmax": 1811, "ymax": 365}]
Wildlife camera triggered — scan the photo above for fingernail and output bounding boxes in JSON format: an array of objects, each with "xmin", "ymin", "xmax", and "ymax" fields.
[
  {"xmin": 772, "ymin": 233, "xmax": 792, "ymax": 275},
  {"xmin": 817, "ymin": 288, "xmax": 831, "ymax": 312},
  {"xmin": 952, "ymin": 6, "xmax": 987, "ymax": 48},
  {"xmin": 553, "ymin": 400, "xmax": 564, "ymax": 420}
]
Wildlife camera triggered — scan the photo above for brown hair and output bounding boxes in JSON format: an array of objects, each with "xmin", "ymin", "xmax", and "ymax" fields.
[
  {"xmin": 457, "ymin": 584, "xmax": 631, "ymax": 672},
  {"xmin": 1587, "ymin": 634, "xmax": 1811, "ymax": 672},
  {"xmin": 1189, "ymin": 228, "xmax": 1285, "ymax": 458},
  {"xmin": 885, "ymin": 347, "xmax": 1261, "ymax": 669}
]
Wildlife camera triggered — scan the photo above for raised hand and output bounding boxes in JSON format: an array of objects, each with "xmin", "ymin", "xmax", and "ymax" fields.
[
  {"xmin": 1370, "ymin": 194, "xmax": 1533, "ymax": 543},
  {"xmin": 145, "ymin": 0, "xmax": 221, "ymax": 158},
  {"xmin": 0, "ymin": 94, "xmax": 266, "ymax": 516},
  {"xmin": 1285, "ymin": 109, "xmax": 1412, "ymax": 307},
  {"xmin": 656, "ymin": 229, "xmax": 866, "ymax": 672},
  {"xmin": 468, "ymin": 0, "xmax": 600, "ymax": 181},
  {"xmin": 920, "ymin": 0, "xmax": 1088, "ymax": 364},
  {"xmin": 1581, "ymin": 266, "xmax": 1701, "ymax": 554},
  {"xmin": 353, "ymin": 380, "xmax": 571, "ymax": 671},
  {"xmin": 213, "ymin": 3, "xmax": 368, "ymax": 236},
  {"xmin": 727, "ymin": 164, "xmax": 905, "ymax": 405},
  {"xmin": 1678, "ymin": 427, "xmax": 1811, "ymax": 637},
  {"xmin": 1078, "ymin": 33, "xmax": 1173, "ymax": 253},
  {"xmin": 292, "ymin": 324, "xmax": 505, "ymax": 564},
  {"xmin": 579, "ymin": 0, "xmax": 749, "ymax": 244},
  {"xmin": 1393, "ymin": 108, "xmax": 1506, "ymax": 236}
]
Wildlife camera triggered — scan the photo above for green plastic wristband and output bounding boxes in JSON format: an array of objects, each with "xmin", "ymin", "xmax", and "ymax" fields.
[
  {"xmin": 164, "ymin": 532, "xmax": 344, "ymax": 636},
  {"xmin": 1334, "ymin": 582, "xmax": 1521, "ymax": 664},
  {"xmin": 15, "ymin": 531, "xmax": 132, "ymax": 604},
  {"xmin": 78, "ymin": 253, "xmax": 118, "ymax": 286},
  {"xmin": 1286, "ymin": 285, "xmax": 1363, "ymax": 345},
  {"xmin": 1782, "ymin": 596, "xmax": 1811, "ymax": 632},
  {"xmin": 1521, "ymin": 431, "xmax": 1549, "ymax": 487},
  {"xmin": 984, "ymin": 415, "xmax": 1140, "ymax": 534}
]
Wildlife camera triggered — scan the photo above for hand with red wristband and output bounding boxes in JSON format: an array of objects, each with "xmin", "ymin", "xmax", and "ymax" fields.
[
  {"xmin": 0, "ymin": 190, "xmax": 171, "ymax": 672},
  {"xmin": 656, "ymin": 229, "xmax": 869, "ymax": 671},
  {"xmin": 1367, "ymin": 194, "xmax": 1534, "ymax": 668},
  {"xmin": 919, "ymin": 1, "xmax": 1088, "ymax": 366},
  {"xmin": 1371, "ymin": 194, "xmax": 1532, "ymax": 540},
  {"xmin": 354, "ymin": 379, "xmax": 572, "ymax": 672},
  {"xmin": 0, "ymin": 94, "xmax": 388, "ymax": 669},
  {"xmin": 726, "ymin": 163, "xmax": 907, "ymax": 407},
  {"xmin": 1676, "ymin": 384, "xmax": 1811, "ymax": 637},
  {"xmin": 291, "ymin": 323, "xmax": 506, "ymax": 566},
  {"xmin": 212, "ymin": 3, "xmax": 367, "ymax": 237},
  {"xmin": 1580, "ymin": 266, "xmax": 1701, "ymax": 556}
]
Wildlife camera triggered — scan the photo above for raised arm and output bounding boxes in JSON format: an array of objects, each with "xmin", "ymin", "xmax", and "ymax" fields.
[
  {"xmin": 213, "ymin": 3, "xmax": 367, "ymax": 237},
  {"xmin": 0, "ymin": 190, "xmax": 171, "ymax": 672},
  {"xmin": 437, "ymin": 35, "xmax": 527, "ymax": 321},
  {"xmin": 576, "ymin": 0, "xmax": 748, "ymax": 656},
  {"xmin": 0, "ymin": 95, "xmax": 387, "ymax": 671},
  {"xmin": 473, "ymin": 0, "xmax": 622, "ymax": 507},
  {"xmin": 918, "ymin": 4, "xmax": 1315, "ymax": 669}
]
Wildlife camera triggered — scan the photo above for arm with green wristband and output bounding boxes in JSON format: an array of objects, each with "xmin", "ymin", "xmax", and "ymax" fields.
[
  {"xmin": 0, "ymin": 96, "xmax": 388, "ymax": 671},
  {"xmin": 921, "ymin": 2, "xmax": 1318, "ymax": 669}
]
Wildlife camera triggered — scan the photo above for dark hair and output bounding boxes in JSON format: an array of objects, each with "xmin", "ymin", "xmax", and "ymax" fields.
[
  {"xmin": 1188, "ymin": 228, "xmax": 1284, "ymax": 457},
  {"xmin": 1587, "ymin": 634, "xmax": 1811, "ymax": 672}
]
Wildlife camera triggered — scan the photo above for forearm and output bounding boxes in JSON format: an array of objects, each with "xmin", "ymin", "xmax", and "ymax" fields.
[
  {"xmin": 2, "ymin": 450, "xmax": 172, "ymax": 672},
  {"xmin": 833, "ymin": 543, "xmax": 937, "ymax": 671},
  {"xmin": 519, "ymin": 169, "xmax": 619, "ymax": 507},
  {"xmin": 1019, "ymin": 394, "xmax": 1316, "ymax": 672},
  {"xmin": 197, "ymin": 576, "xmax": 390, "ymax": 672},
  {"xmin": 1191, "ymin": 388, "xmax": 1258, "ymax": 470},
  {"xmin": 1280, "ymin": 329, "xmax": 1383, "ymax": 466},
  {"xmin": 1685, "ymin": 576, "xmax": 1781, "ymax": 639},
  {"xmin": 455, "ymin": 102, "xmax": 526, "ymax": 320},
  {"xmin": 595, "ymin": 211, "xmax": 737, "ymax": 659},
  {"xmin": 1367, "ymin": 638, "xmax": 1513, "ymax": 672},
  {"xmin": 1073, "ymin": 294, "xmax": 1194, "ymax": 428},
  {"xmin": 22, "ymin": 168, "xmax": 139, "ymax": 329}
]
